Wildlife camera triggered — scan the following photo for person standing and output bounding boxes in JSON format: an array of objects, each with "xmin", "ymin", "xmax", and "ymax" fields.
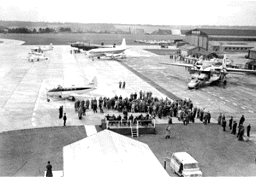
[
  {"xmin": 222, "ymin": 118, "xmax": 226, "ymax": 131},
  {"xmin": 229, "ymin": 117, "xmax": 233, "ymax": 130},
  {"xmin": 218, "ymin": 113, "xmax": 222, "ymax": 125},
  {"xmin": 165, "ymin": 117, "xmax": 172, "ymax": 139},
  {"xmin": 247, "ymin": 124, "xmax": 251, "ymax": 137},
  {"xmin": 59, "ymin": 106, "xmax": 63, "ymax": 119},
  {"xmin": 232, "ymin": 121, "xmax": 237, "ymax": 135},
  {"xmin": 238, "ymin": 125, "xmax": 244, "ymax": 141},
  {"xmin": 165, "ymin": 124, "xmax": 171, "ymax": 139},
  {"xmin": 63, "ymin": 113, "xmax": 67, "ymax": 126},
  {"xmin": 122, "ymin": 81, "xmax": 126, "ymax": 89},
  {"xmin": 119, "ymin": 81, "xmax": 122, "ymax": 89},
  {"xmin": 207, "ymin": 111, "xmax": 211, "ymax": 124},
  {"xmin": 46, "ymin": 161, "xmax": 53, "ymax": 177},
  {"xmin": 239, "ymin": 115, "xmax": 245, "ymax": 125}
]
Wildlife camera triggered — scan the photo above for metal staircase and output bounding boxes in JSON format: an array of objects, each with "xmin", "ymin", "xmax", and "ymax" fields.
[{"xmin": 131, "ymin": 121, "xmax": 139, "ymax": 138}]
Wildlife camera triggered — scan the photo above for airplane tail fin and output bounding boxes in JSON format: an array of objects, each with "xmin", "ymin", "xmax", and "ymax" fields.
[
  {"xmin": 89, "ymin": 76, "xmax": 97, "ymax": 88},
  {"xmin": 121, "ymin": 38, "xmax": 126, "ymax": 48},
  {"xmin": 222, "ymin": 54, "xmax": 227, "ymax": 68}
]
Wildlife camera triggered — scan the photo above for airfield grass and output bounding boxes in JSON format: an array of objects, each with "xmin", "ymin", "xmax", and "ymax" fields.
[
  {"xmin": 0, "ymin": 33, "xmax": 184, "ymax": 45},
  {"xmin": 0, "ymin": 123, "xmax": 256, "ymax": 176}
]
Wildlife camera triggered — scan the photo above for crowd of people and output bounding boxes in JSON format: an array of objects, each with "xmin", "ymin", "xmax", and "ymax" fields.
[
  {"xmin": 60, "ymin": 90, "xmax": 253, "ymax": 142},
  {"xmin": 218, "ymin": 113, "xmax": 251, "ymax": 141},
  {"xmin": 71, "ymin": 90, "xmax": 213, "ymax": 126}
]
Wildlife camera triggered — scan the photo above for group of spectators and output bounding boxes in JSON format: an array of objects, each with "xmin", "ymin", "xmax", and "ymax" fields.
[
  {"xmin": 72, "ymin": 90, "xmax": 212, "ymax": 127},
  {"xmin": 218, "ymin": 113, "xmax": 251, "ymax": 141}
]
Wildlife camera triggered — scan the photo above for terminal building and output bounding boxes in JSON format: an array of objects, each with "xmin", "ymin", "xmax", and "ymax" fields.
[{"xmin": 182, "ymin": 28, "xmax": 256, "ymax": 56}]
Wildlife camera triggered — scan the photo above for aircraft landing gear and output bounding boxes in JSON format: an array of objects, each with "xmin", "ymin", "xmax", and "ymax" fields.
[
  {"xmin": 71, "ymin": 96, "xmax": 75, "ymax": 101},
  {"xmin": 47, "ymin": 98, "xmax": 50, "ymax": 102}
]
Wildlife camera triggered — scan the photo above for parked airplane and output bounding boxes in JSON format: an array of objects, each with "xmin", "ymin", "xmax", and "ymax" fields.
[
  {"xmin": 29, "ymin": 43, "xmax": 53, "ymax": 55},
  {"xmin": 161, "ymin": 55, "xmax": 256, "ymax": 89},
  {"xmin": 28, "ymin": 53, "xmax": 48, "ymax": 62},
  {"xmin": 70, "ymin": 42, "xmax": 109, "ymax": 52},
  {"xmin": 27, "ymin": 43, "xmax": 53, "ymax": 62},
  {"xmin": 86, "ymin": 38, "xmax": 126, "ymax": 59},
  {"xmin": 47, "ymin": 77, "xmax": 97, "ymax": 102}
]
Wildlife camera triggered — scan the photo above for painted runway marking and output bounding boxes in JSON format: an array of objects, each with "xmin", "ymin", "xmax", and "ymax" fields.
[
  {"xmin": 32, "ymin": 122, "xmax": 36, "ymax": 127},
  {"xmin": 225, "ymin": 100, "xmax": 230, "ymax": 102},
  {"xmin": 84, "ymin": 125, "xmax": 97, "ymax": 136},
  {"xmin": 233, "ymin": 103, "xmax": 237, "ymax": 106},
  {"xmin": 241, "ymin": 106, "xmax": 246, "ymax": 109},
  {"xmin": 248, "ymin": 110, "xmax": 254, "ymax": 113}
]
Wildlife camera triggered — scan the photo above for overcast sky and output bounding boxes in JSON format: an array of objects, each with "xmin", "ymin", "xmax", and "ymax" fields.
[{"xmin": 1, "ymin": 0, "xmax": 256, "ymax": 26}]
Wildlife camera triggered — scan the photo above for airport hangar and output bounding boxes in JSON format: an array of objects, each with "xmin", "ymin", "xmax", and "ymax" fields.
[{"xmin": 178, "ymin": 28, "xmax": 256, "ymax": 58}]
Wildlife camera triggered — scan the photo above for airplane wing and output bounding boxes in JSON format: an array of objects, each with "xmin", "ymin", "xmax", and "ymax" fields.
[
  {"xmin": 226, "ymin": 67, "xmax": 256, "ymax": 74},
  {"xmin": 160, "ymin": 62, "xmax": 194, "ymax": 68}
]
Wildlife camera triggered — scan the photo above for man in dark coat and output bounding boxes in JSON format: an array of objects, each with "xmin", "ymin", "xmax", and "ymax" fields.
[
  {"xmin": 122, "ymin": 81, "xmax": 126, "ymax": 89},
  {"xmin": 119, "ymin": 81, "xmax": 122, "ymax": 88},
  {"xmin": 239, "ymin": 115, "xmax": 245, "ymax": 125},
  {"xmin": 207, "ymin": 111, "xmax": 211, "ymax": 124},
  {"xmin": 59, "ymin": 106, "xmax": 63, "ymax": 119},
  {"xmin": 218, "ymin": 113, "xmax": 222, "ymax": 125},
  {"xmin": 247, "ymin": 124, "xmax": 251, "ymax": 137},
  {"xmin": 222, "ymin": 118, "xmax": 226, "ymax": 131},
  {"xmin": 238, "ymin": 125, "xmax": 244, "ymax": 141},
  {"xmin": 63, "ymin": 113, "xmax": 67, "ymax": 126},
  {"xmin": 232, "ymin": 121, "xmax": 237, "ymax": 135},
  {"xmin": 229, "ymin": 116, "xmax": 233, "ymax": 130},
  {"xmin": 46, "ymin": 161, "xmax": 53, "ymax": 177}
]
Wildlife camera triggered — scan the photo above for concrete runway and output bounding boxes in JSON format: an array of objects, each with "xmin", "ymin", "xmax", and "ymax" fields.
[
  {"xmin": 0, "ymin": 39, "xmax": 168, "ymax": 133},
  {"xmin": 122, "ymin": 53, "xmax": 256, "ymax": 140},
  {"xmin": 0, "ymin": 39, "xmax": 255, "ymax": 138}
]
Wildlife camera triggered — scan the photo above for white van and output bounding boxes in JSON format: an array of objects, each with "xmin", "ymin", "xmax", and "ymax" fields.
[{"xmin": 170, "ymin": 152, "xmax": 202, "ymax": 177}]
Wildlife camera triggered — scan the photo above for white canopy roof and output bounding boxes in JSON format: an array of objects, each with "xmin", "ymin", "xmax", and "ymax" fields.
[{"xmin": 63, "ymin": 130, "xmax": 169, "ymax": 177}]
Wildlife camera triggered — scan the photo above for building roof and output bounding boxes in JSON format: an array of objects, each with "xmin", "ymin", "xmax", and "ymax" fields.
[
  {"xmin": 250, "ymin": 47, "xmax": 256, "ymax": 52},
  {"xmin": 246, "ymin": 60, "xmax": 256, "ymax": 65},
  {"xmin": 186, "ymin": 28, "xmax": 256, "ymax": 36},
  {"xmin": 151, "ymin": 29, "xmax": 172, "ymax": 35},
  {"xmin": 179, "ymin": 44, "xmax": 197, "ymax": 51},
  {"xmin": 63, "ymin": 130, "xmax": 169, "ymax": 177}
]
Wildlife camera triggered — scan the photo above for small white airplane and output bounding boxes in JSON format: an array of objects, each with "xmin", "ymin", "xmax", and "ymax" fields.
[
  {"xmin": 86, "ymin": 39, "xmax": 126, "ymax": 59},
  {"xmin": 28, "ymin": 53, "xmax": 48, "ymax": 62},
  {"xmin": 46, "ymin": 77, "xmax": 97, "ymax": 102},
  {"xmin": 29, "ymin": 43, "xmax": 53, "ymax": 54},
  {"xmin": 27, "ymin": 43, "xmax": 53, "ymax": 62}
]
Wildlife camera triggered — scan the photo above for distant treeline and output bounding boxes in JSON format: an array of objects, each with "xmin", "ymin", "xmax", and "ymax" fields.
[{"xmin": 5, "ymin": 27, "xmax": 72, "ymax": 33}]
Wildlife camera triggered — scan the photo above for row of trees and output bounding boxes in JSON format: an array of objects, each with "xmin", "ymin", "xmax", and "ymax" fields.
[{"xmin": 5, "ymin": 27, "xmax": 72, "ymax": 33}]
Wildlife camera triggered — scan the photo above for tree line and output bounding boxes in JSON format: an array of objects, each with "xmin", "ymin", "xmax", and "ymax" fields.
[{"xmin": 3, "ymin": 27, "xmax": 72, "ymax": 33}]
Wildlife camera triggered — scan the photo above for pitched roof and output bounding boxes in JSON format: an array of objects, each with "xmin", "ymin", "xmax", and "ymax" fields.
[
  {"xmin": 63, "ymin": 130, "xmax": 169, "ymax": 177},
  {"xmin": 152, "ymin": 29, "xmax": 172, "ymax": 35},
  {"xmin": 250, "ymin": 47, "xmax": 256, "ymax": 52},
  {"xmin": 179, "ymin": 44, "xmax": 197, "ymax": 51},
  {"xmin": 187, "ymin": 28, "xmax": 256, "ymax": 36}
]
